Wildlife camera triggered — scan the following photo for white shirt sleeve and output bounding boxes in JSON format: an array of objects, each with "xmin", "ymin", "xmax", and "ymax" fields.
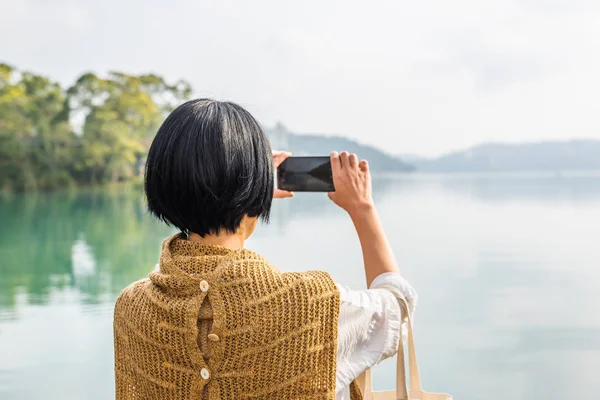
[{"xmin": 335, "ymin": 273, "xmax": 418, "ymax": 400}]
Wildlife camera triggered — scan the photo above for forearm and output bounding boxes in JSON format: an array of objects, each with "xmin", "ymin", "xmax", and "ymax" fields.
[{"xmin": 349, "ymin": 204, "xmax": 399, "ymax": 287}]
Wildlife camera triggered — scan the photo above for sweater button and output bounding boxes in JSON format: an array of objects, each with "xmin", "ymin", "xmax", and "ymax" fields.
[
  {"xmin": 199, "ymin": 280, "xmax": 209, "ymax": 292},
  {"xmin": 208, "ymin": 333, "xmax": 220, "ymax": 342},
  {"xmin": 201, "ymin": 368, "xmax": 210, "ymax": 380}
]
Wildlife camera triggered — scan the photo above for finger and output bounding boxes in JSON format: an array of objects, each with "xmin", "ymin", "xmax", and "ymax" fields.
[
  {"xmin": 330, "ymin": 151, "xmax": 341, "ymax": 172},
  {"xmin": 359, "ymin": 160, "xmax": 369, "ymax": 172},
  {"xmin": 273, "ymin": 151, "xmax": 292, "ymax": 168},
  {"xmin": 340, "ymin": 151, "xmax": 349, "ymax": 169},
  {"xmin": 273, "ymin": 151, "xmax": 289, "ymax": 158},
  {"xmin": 274, "ymin": 189, "xmax": 294, "ymax": 199},
  {"xmin": 349, "ymin": 153, "xmax": 358, "ymax": 168},
  {"xmin": 327, "ymin": 192, "xmax": 335, "ymax": 201}
]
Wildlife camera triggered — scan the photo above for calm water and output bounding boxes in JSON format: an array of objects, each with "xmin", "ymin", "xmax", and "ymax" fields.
[{"xmin": 1, "ymin": 173, "xmax": 600, "ymax": 400}]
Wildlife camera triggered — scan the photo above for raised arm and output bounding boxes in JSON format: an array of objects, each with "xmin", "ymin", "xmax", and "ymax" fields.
[{"xmin": 327, "ymin": 151, "xmax": 399, "ymax": 287}]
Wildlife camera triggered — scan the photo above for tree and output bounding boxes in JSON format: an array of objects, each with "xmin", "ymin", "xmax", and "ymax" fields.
[
  {"xmin": 0, "ymin": 64, "xmax": 192, "ymax": 191},
  {"xmin": 0, "ymin": 64, "xmax": 74, "ymax": 191},
  {"xmin": 66, "ymin": 72, "xmax": 191, "ymax": 184}
]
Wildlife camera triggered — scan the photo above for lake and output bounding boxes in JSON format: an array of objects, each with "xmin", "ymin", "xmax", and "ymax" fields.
[{"xmin": 1, "ymin": 173, "xmax": 599, "ymax": 400}]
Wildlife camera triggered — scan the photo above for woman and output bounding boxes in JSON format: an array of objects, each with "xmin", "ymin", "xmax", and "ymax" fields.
[{"xmin": 113, "ymin": 99, "xmax": 417, "ymax": 400}]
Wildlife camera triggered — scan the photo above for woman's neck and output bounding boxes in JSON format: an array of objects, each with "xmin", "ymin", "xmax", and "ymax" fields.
[{"xmin": 187, "ymin": 231, "xmax": 245, "ymax": 250}]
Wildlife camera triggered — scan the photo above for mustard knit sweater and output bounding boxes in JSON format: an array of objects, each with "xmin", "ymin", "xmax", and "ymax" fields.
[{"xmin": 114, "ymin": 233, "xmax": 358, "ymax": 399}]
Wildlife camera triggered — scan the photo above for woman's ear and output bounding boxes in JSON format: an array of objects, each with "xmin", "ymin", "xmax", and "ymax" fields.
[{"xmin": 242, "ymin": 215, "xmax": 259, "ymax": 239}]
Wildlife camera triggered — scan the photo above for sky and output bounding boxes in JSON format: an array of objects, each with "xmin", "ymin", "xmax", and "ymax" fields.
[{"xmin": 1, "ymin": 0, "xmax": 599, "ymax": 156}]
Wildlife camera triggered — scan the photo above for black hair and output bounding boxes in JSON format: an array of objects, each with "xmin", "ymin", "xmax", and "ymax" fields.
[{"xmin": 144, "ymin": 99, "xmax": 273, "ymax": 236}]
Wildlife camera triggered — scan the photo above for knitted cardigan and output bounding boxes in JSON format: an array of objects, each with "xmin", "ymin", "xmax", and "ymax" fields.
[{"xmin": 114, "ymin": 233, "xmax": 359, "ymax": 399}]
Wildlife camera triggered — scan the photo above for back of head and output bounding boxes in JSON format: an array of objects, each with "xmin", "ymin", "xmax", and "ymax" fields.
[{"xmin": 144, "ymin": 99, "xmax": 273, "ymax": 237}]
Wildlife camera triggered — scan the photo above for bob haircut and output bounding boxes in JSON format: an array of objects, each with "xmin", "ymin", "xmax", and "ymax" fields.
[{"xmin": 144, "ymin": 99, "xmax": 273, "ymax": 236}]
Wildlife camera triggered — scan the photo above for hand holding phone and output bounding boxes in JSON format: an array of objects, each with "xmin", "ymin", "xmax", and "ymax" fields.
[
  {"xmin": 328, "ymin": 152, "xmax": 397, "ymax": 287},
  {"xmin": 327, "ymin": 151, "xmax": 373, "ymax": 215},
  {"xmin": 273, "ymin": 151, "xmax": 295, "ymax": 198}
]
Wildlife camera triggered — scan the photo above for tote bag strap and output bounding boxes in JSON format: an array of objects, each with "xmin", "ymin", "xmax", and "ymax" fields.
[
  {"xmin": 400, "ymin": 297, "xmax": 422, "ymax": 393},
  {"xmin": 396, "ymin": 320, "xmax": 409, "ymax": 400},
  {"xmin": 358, "ymin": 296, "xmax": 423, "ymax": 400}
]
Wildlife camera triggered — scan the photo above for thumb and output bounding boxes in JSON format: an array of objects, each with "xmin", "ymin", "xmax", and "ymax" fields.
[
  {"xmin": 274, "ymin": 189, "xmax": 294, "ymax": 199},
  {"xmin": 327, "ymin": 192, "xmax": 335, "ymax": 201}
]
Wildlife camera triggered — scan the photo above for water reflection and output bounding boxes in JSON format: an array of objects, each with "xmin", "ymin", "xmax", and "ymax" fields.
[
  {"xmin": 2, "ymin": 173, "xmax": 600, "ymax": 308},
  {"xmin": 0, "ymin": 188, "xmax": 173, "ymax": 310},
  {"xmin": 387, "ymin": 172, "xmax": 600, "ymax": 205},
  {"xmin": 1, "ymin": 174, "xmax": 599, "ymax": 400}
]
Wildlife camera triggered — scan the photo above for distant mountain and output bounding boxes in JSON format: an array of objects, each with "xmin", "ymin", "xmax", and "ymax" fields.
[
  {"xmin": 266, "ymin": 124, "xmax": 414, "ymax": 172},
  {"xmin": 396, "ymin": 153, "xmax": 429, "ymax": 164},
  {"xmin": 411, "ymin": 140, "xmax": 600, "ymax": 172}
]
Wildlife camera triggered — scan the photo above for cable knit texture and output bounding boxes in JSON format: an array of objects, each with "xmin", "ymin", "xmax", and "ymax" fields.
[{"xmin": 114, "ymin": 233, "xmax": 353, "ymax": 399}]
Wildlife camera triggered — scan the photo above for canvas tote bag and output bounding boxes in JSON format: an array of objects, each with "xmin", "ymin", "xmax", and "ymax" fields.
[{"xmin": 356, "ymin": 298, "xmax": 452, "ymax": 400}]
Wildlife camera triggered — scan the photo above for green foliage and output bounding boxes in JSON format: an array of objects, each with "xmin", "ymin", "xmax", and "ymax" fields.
[{"xmin": 0, "ymin": 64, "xmax": 192, "ymax": 192}]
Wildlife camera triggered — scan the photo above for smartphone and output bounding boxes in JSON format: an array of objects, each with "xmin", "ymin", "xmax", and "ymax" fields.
[{"xmin": 277, "ymin": 156, "xmax": 335, "ymax": 192}]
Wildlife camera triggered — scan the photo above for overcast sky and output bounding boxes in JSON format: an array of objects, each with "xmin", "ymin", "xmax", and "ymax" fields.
[{"xmin": 1, "ymin": 0, "xmax": 599, "ymax": 156}]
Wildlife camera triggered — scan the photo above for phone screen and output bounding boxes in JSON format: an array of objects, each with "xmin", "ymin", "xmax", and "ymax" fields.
[{"xmin": 277, "ymin": 156, "xmax": 334, "ymax": 192}]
